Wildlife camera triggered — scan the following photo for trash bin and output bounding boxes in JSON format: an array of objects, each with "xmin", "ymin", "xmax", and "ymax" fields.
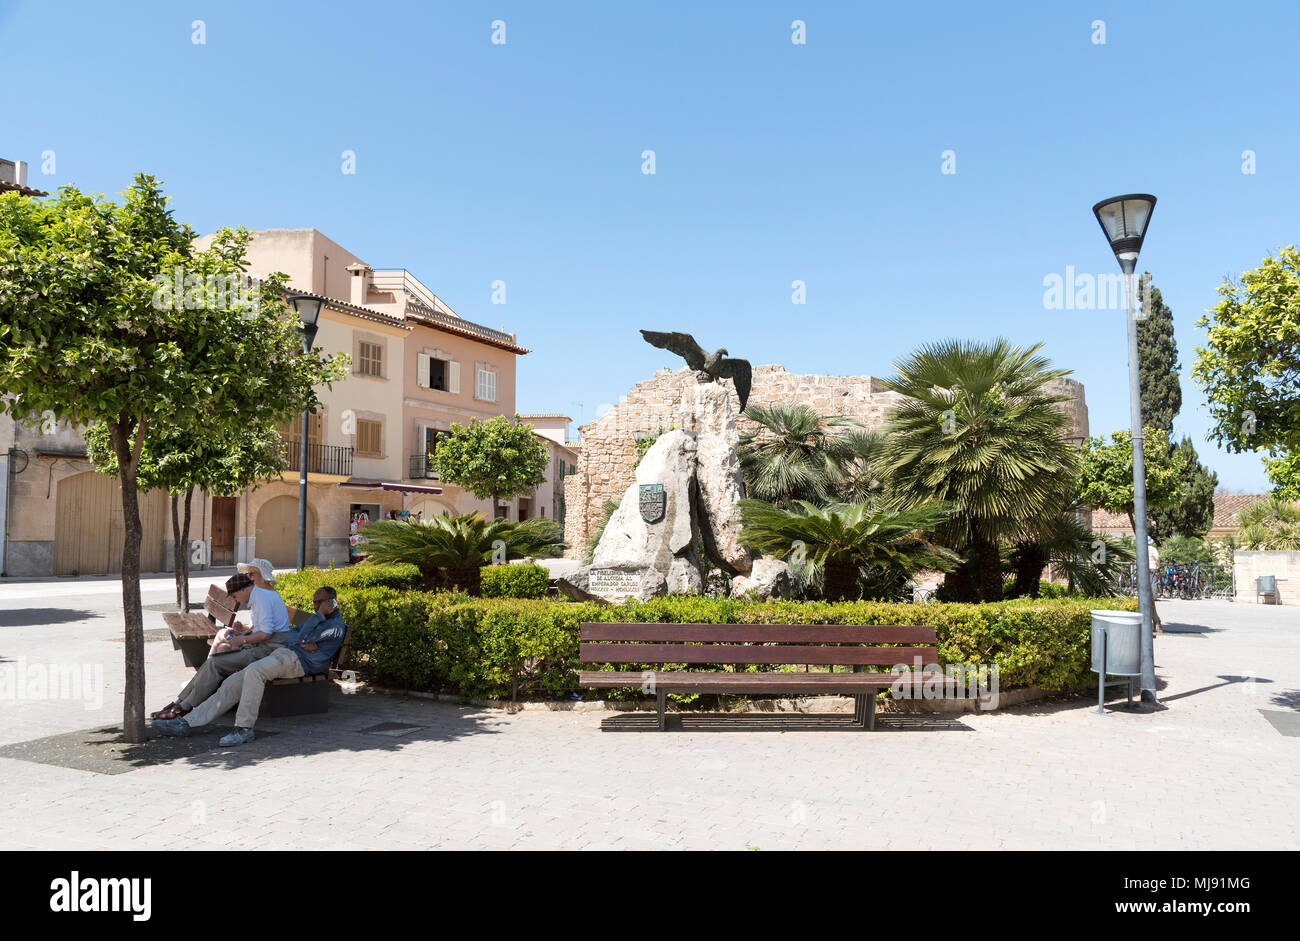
[
  {"xmin": 1257, "ymin": 575, "xmax": 1278, "ymax": 604},
  {"xmin": 1091, "ymin": 610, "xmax": 1142, "ymax": 713}
]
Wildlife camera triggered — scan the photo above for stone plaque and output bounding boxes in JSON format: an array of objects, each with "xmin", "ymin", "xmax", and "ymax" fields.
[
  {"xmin": 588, "ymin": 569, "xmax": 642, "ymax": 595},
  {"xmin": 639, "ymin": 483, "xmax": 666, "ymax": 524}
]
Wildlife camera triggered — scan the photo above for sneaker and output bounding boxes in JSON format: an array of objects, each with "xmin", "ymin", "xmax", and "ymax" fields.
[
  {"xmin": 152, "ymin": 717, "xmax": 191, "ymax": 737},
  {"xmin": 219, "ymin": 728, "xmax": 256, "ymax": 747}
]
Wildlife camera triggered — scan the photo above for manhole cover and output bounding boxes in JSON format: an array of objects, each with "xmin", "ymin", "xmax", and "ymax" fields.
[
  {"xmin": 1258, "ymin": 709, "xmax": 1300, "ymax": 737},
  {"xmin": 357, "ymin": 722, "xmax": 425, "ymax": 737}
]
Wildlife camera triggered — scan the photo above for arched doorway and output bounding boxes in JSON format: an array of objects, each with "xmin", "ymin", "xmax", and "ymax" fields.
[
  {"xmin": 256, "ymin": 496, "xmax": 316, "ymax": 568},
  {"xmin": 407, "ymin": 497, "xmax": 458, "ymax": 523},
  {"xmin": 54, "ymin": 472, "xmax": 168, "ymax": 575}
]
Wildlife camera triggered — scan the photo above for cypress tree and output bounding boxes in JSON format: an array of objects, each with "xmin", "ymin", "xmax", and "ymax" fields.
[{"xmin": 1137, "ymin": 274, "xmax": 1182, "ymax": 435}]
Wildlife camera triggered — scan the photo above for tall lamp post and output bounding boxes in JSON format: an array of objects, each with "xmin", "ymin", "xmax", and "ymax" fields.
[
  {"xmin": 289, "ymin": 295, "xmax": 324, "ymax": 571},
  {"xmin": 1092, "ymin": 193, "xmax": 1158, "ymax": 704}
]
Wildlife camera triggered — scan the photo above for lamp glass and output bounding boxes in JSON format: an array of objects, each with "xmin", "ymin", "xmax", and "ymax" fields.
[
  {"xmin": 289, "ymin": 295, "xmax": 324, "ymax": 328},
  {"xmin": 1092, "ymin": 194, "xmax": 1156, "ymax": 251}
]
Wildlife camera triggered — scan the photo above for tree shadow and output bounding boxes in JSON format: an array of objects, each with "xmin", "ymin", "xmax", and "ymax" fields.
[
  {"xmin": 0, "ymin": 608, "xmax": 103, "ymax": 628},
  {"xmin": 1269, "ymin": 689, "xmax": 1300, "ymax": 712},
  {"xmin": 1159, "ymin": 675, "xmax": 1274, "ymax": 703}
]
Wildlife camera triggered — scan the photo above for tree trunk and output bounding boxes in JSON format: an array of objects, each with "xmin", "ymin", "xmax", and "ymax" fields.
[
  {"xmin": 1012, "ymin": 541, "xmax": 1049, "ymax": 598},
  {"xmin": 171, "ymin": 493, "xmax": 182, "ymax": 609},
  {"xmin": 974, "ymin": 534, "xmax": 1004, "ymax": 602},
  {"xmin": 822, "ymin": 562, "xmax": 860, "ymax": 602},
  {"xmin": 178, "ymin": 488, "xmax": 193, "ymax": 611},
  {"xmin": 110, "ymin": 418, "xmax": 147, "ymax": 744}
]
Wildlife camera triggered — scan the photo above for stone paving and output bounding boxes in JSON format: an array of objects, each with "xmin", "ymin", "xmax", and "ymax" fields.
[{"xmin": 0, "ymin": 577, "xmax": 1296, "ymax": 850}]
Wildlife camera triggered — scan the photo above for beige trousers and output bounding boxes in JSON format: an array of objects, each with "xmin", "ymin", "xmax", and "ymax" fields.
[
  {"xmin": 185, "ymin": 647, "xmax": 305, "ymax": 730},
  {"xmin": 177, "ymin": 642, "xmax": 282, "ymax": 710}
]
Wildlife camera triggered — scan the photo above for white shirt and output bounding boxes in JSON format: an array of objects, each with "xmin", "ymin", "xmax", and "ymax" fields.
[
  {"xmin": 1147, "ymin": 545, "xmax": 1160, "ymax": 570},
  {"xmin": 247, "ymin": 586, "xmax": 290, "ymax": 634}
]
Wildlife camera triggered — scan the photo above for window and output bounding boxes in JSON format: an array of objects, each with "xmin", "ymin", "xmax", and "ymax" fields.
[
  {"xmin": 357, "ymin": 419, "xmax": 382, "ymax": 457},
  {"xmin": 476, "ymin": 366, "xmax": 497, "ymax": 403},
  {"xmin": 418, "ymin": 352, "xmax": 459, "ymax": 393},
  {"xmin": 358, "ymin": 340, "xmax": 383, "ymax": 378}
]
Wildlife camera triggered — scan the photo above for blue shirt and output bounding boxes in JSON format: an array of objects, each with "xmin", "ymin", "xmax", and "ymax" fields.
[{"xmin": 272, "ymin": 607, "xmax": 347, "ymax": 675}]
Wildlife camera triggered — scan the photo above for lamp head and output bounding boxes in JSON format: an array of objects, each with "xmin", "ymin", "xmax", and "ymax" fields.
[{"xmin": 1092, "ymin": 194, "xmax": 1156, "ymax": 273}]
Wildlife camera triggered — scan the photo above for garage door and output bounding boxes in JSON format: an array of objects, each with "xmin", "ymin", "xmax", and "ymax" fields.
[
  {"xmin": 54, "ymin": 472, "xmax": 168, "ymax": 575},
  {"xmin": 256, "ymin": 495, "xmax": 316, "ymax": 568}
]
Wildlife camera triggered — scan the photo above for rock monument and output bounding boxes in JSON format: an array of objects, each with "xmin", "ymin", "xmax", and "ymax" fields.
[{"xmin": 558, "ymin": 381, "xmax": 791, "ymax": 603}]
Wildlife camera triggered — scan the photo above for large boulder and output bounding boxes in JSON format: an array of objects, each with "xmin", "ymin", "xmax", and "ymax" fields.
[
  {"xmin": 729, "ymin": 556, "xmax": 794, "ymax": 600},
  {"xmin": 559, "ymin": 429, "xmax": 702, "ymax": 602},
  {"xmin": 680, "ymin": 383, "xmax": 753, "ymax": 576}
]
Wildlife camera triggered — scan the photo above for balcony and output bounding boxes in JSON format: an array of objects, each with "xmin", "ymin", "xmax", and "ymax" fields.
[
  {"xmin": 282, "ymin": 440, "xmax": 354, "ymax": 477},
  {"xmin": 409, "ymin": 452, "xmax": 440, "ymax": 480}
]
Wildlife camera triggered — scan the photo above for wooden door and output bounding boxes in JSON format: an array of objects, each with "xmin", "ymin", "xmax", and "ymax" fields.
[
  {"xmin": 256, "ymin": 495, "xmax": 315, "ymax": 568},
  {"xmin": 211, "ymin": 496, "xmax": 237, "ymax": 566},
  {"xmin": 55, "ymin": 471, "xmax": 167, "ymax": 575}
]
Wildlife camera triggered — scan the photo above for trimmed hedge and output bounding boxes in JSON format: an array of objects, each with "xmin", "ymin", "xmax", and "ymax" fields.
[
  {"xmin": 273, "ymin": 573, "xmax": 1139, "ymax": 702},
  {"xmin": 276, "ymin": 563, "xmax": 422, "ymax": 595},
  {"xmin": 480, "ymin": 563, "xmax": 550, "ymax": 599}
]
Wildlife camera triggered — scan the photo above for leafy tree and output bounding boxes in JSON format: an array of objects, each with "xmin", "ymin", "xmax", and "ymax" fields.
[
  {"xmin": 880, "ymin": 339, "xmax": 1078, "ymax": 602},
  {"xmin": 737, "ymin": 497, "xmax": 957, "ymax": 601},
  {"xmin": 429, "ymin": 415, "xmax": 549, "ymax": 516},
  {"xmin": 738, "ymin": 402, "xmax": 881, "ymax": 507},
  {"xmin": 1137, "ymin": 275, "xmax": 1182, "ymax": 435},
  {"xmin": 1076, "ymin": 427, "xmax": 1187, "ymax": 533},
  {"xmin": 1148, "ymin": 437, "xmax": 1218, "ymax": 542},
  {"xmin": 1263, "ymin": 450, "xmax": 1300, "ymax": 500},
  {"xmin": 0, "ymin": 181, "xmax": 344, "ymax": 742},
  {"xmin": 1193, "ymin": 246, "xmax": 1300, "ymax": 491},
  {"xmin": 86, "ymin": 421, "xmax": 285, "ymax": 609}
]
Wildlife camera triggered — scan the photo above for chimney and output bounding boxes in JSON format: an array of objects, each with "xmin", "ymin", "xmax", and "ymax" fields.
[
  {"xmin": 345, "ymin": 262, "xmax": 372, "ymax": 307},
  {"xmin": 14, "ymin": 160, "xmax": 26, "ymax": 187}
]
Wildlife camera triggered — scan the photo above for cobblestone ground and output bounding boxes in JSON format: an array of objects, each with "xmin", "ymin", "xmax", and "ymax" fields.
[{"xmin": 1, "ymin": 580, "xmax": 1296, "ymax": 850}]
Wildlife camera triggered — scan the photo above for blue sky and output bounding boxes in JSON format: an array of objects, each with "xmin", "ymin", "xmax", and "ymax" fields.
[{"xmin": 3, "ymin": 0, "xmax": 1296, "ymax": 490}]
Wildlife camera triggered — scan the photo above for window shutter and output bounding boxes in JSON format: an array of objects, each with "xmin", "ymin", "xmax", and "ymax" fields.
[
  {"xmin": 448, "ymin": 360, "xmax": 460, "ymax": 394},
  {"xmin": 418, "ymin": 353, "xmax": 430, "ymax": 388}
]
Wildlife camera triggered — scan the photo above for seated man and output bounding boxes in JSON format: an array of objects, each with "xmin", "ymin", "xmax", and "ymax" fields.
[
  {"xmin": 151, "ymin": 571, "xmax": 290, "ymax": 721},
  {"xmin": 153, "ymin": 587, "xmax": 346, "ymax": 746}
]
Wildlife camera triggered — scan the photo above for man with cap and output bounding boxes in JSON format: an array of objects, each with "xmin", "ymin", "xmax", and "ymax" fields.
[{"xmin": 150, "ymin": 568, "xmax": 291, "ymax": 720}]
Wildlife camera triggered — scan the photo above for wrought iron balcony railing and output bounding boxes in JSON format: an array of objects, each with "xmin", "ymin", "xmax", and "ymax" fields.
[
  {"xmin": 409, "ymin": 452, "xmax": 440, "ymax": 480},
  {"xmin": 282, "ymin": 440, "xmax": 354, "ymax": 477}
]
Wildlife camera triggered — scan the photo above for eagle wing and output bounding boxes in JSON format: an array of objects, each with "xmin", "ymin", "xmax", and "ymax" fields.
[
  {"xmin": 714, "ymin": 357, "xmax": 752, "ymax": 412},
  {"xmin": 640, "ymin": 330, "xmax": 708, "ymax": 371}
]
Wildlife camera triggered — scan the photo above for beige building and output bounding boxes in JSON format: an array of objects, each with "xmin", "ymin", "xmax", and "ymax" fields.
[
  {"xmin": 518, "ymin": 415, "xmax": 581, "ymax": 528},
  {"xmin": 1091, "ymin": 494, "xmax": 1270, "ymax": 541},
  {"xmin": 1, "ymin": 227, "xmax": 534, "ymax": 575}
]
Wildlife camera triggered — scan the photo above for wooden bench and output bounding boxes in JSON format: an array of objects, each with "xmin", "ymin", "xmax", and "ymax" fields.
[
  {"xmin": 578, "ymin": 622, "xmax": 954, "ymax": 731},
  {"xmin": 162, "ymin": 585, "xmax": 348, "ymax": 716}
]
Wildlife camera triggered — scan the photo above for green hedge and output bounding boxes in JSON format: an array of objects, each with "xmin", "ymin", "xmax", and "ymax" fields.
[
  {"xmin": 480, "ymin": 563, "xmax": 550, "ymax": 599},
  {"xmin": 276, "ymin": 563, "xmax": 423, "ymax": 597},
  {"xmin": 274, "ymin": 575, "xmax": 1138, "ymax": 702}
]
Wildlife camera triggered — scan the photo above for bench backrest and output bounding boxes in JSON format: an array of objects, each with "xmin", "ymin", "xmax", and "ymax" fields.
[
  {"xmin": 579, "ymin": 622, "xmax": 939, "ymax": 667},
  {"xmin": 205, "ymin": 585, "xmax": 239, "ymax": 627},
  {"xmin": 331, "ymin": 624, "xmax": 353, "ymax": 674}
]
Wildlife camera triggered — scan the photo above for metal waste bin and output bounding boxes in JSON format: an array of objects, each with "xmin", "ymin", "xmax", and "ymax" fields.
[
  {"xmin": 1257, "ymin": 575, "xmax": 1278, "ymax": 604},
  {"xmin": 1091, "ymin": 610, "xmax": 1142, "ymax": 714}
]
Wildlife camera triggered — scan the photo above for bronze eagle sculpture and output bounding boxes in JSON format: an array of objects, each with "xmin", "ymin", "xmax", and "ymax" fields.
[{"xmin": 640, "ymin": 330, "xmax": 752, "ymax": 412}]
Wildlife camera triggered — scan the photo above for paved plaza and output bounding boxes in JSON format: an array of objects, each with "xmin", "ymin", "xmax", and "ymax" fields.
[{"xmin": 0, "ymin": 575, "xmax": 1296, "ymax": 851}]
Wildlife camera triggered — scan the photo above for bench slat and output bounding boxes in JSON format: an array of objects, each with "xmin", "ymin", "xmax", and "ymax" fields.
[
  {"xmin": 580, "ymin": 642, "xmax": 939, "ymax": 666},
  {"xmin": 162, "ymin": 612, "xmax": 218, "ymax": 640},
  {"xmin": 577, "ymin": 670, "xmax": 959, "ymax": 693},
  {"xmin": 580, "ymin": 623, "xmax": 937, "ymax": 644}
]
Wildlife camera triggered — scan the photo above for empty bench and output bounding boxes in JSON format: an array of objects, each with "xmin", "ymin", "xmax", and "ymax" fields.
[
  {"xmin": 161, "ymin": 585, "xmax": 348, "ymax": 716},
  {"xmin": 578, "ymin": 622, "xmax": 953, "ymax": 731}
]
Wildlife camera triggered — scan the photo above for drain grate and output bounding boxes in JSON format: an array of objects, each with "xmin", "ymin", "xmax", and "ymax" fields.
[
  {"xmin": 1258, "ymin": 709, "xmax": 1300, "ymax": 737},
  {"xmin": 356, "ymin": 721, "xmax": 425, "ymax": 737}
]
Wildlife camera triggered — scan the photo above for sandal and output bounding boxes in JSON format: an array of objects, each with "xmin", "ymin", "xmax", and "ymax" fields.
[{"xmin": 151, "ymin": 702, "xmax": 189, "ymax": 720}]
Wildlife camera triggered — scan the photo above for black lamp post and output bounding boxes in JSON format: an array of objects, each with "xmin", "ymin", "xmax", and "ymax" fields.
[
  {"xmin": 1092, "ymin": 193, "xmax": 1158, "ymax": 704},
  {"xmin": 289, "ymin": 295, "xmax": 323, "ymax": 571}
]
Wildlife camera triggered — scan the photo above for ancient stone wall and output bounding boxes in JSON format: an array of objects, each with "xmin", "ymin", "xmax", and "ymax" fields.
[{"xmin": 562, "ymin": 365, "xmax": 1090, "ymax": 557}]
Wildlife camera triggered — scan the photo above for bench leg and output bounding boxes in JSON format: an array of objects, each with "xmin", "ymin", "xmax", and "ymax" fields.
[
  {"xmin": 656, "ymin": 688, "xmax": 666, "ymax": 731},
  {"xmin": 853, "ymin": 693, "xmax": 876, "ymax": 730}
]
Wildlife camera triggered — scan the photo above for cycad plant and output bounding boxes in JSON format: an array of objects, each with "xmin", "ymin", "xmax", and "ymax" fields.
[
  {"xmin": 738, "ymin": 403, "xmax": 883, "ymax": 507},
  {"xmin": 506, "ymin": 517, "xmax": 567, "ymax": 558},
  {"xmin": 738, "ymin": 498, "xmax": 957, "ymax": 601},
  {"xmin": 881, "ymin": 339, "xmax": 1079, "ymax": 601},
  {"xmin": 360, "ymin": 512, "xmax": 513, "ymax": 593}
]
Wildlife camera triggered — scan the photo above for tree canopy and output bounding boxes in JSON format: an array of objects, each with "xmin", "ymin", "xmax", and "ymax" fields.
[
  {"xmin": 1076, "ymin": 427, "xmax": 1187, "ymax": 530},
  {"xmin": 429, "ymin": 415, "xmax": 550, "ymax": 511},
  {"xmin": 1136, "ymin": 275, "xmax": 1182, "ymax": 435}
]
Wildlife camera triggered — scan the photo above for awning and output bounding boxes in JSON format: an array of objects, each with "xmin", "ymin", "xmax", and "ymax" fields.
[{"xmin": 337, "ymin": 478, "xmax": 442, "ymax": 495}]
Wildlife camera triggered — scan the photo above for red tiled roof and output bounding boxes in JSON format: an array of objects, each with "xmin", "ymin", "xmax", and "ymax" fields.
[{"xmin": 1090, "ymin": 494, "xmax": 1275, "ymax": 533}]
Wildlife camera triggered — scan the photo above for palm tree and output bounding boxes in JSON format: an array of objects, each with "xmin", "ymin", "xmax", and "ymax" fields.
[
  {"xmin": 881, "ymin": 339, "xmax": 1079, "ymax": 602},
  {"xmin": 1006, "ymin": 511, "xmax": 1137, "ymax": 597},
  {"xmin": 1238, "ymin": 495, "xmax": 1300, "ymax": 550},
  {"xmin": 360, "ymin": 512, "xmax": 513, "ymax": 593},
  {"xmin": 738, "ymin": 403, "xmax": 882, "ymax": 507},
  {"xmin": 738, "ymin": 498, "xmax": 958, "ymax": 601}
]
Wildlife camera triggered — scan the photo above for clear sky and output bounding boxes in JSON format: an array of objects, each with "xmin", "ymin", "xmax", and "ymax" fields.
[{"xmin": 3, "ymin": 0, "xmax": 1296, "ymax": 490}]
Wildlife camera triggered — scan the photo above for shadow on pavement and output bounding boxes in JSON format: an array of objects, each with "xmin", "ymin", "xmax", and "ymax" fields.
[
  {"xmin": 1269, "ymin": 689, "xmax": 1300, "ymax": 711},
  {"xmin": 0, "ymin": 608, "xmax": 103, "ymax": 628}
]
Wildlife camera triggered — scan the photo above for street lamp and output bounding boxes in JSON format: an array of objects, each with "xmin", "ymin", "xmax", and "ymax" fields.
[
  {"xmin": 289, "ymin": 295, "xmax": 324, "ymax": 571},
  {"xmin": 1092, "ymin": 193, "xmax": 1158, "ymax": 704}
]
